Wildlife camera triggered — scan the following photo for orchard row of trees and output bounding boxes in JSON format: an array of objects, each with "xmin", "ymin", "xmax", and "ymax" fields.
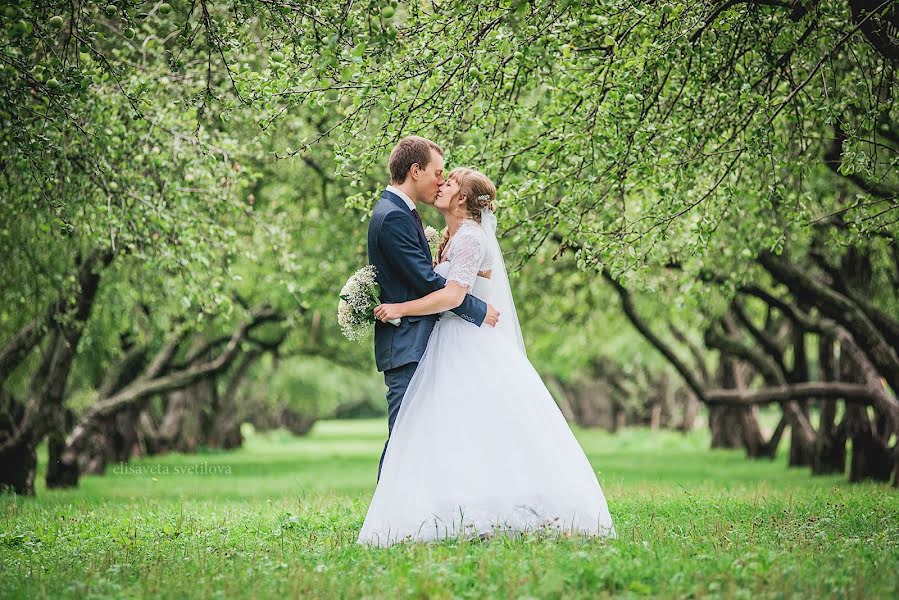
[
  {"xmin": 0, "ymin": 0, "xmax": 384, "ymax": 494},
  {"xmin": 1, "ymin": 0, "xmax": 896, "ymax": 494},
  {"xmin": 320, "ymin": 0, "xmax": 897, "ymax": 485}
]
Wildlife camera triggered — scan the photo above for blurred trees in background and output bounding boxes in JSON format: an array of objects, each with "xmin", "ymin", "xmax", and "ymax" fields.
[{"xmin": 1, "ymin": 0, "xmax": 896, "ymax": 493}]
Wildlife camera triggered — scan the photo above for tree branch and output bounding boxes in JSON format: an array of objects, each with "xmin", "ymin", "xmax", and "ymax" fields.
[
  {"xmin": 707, "ymin": 382, "xmax": 877, "ymax": 405},
  {"xmin": 758, "ymin": 250, "xmax": 899, "ymax": 394},
  {"xmin": 602, "ymin": 269, "xmax": 708, "ymax": 403},
  {"xmin": 61, "ymin": 305, "xmax": 284, "ymax": 457}
]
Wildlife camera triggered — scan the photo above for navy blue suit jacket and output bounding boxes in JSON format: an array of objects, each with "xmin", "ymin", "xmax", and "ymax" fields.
[{"xmin": 368, "ymin": 190, "xmax": 487, "ymax": 372}]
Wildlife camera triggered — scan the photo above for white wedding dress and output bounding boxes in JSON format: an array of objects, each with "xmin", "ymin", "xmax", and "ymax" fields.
[{"xmin": 357, "ymin": 216, "xmax": 616, "ymax": 547}]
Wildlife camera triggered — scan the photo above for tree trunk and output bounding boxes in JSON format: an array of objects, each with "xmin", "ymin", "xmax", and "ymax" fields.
[
  {"xmin": 647, "ymin": 372, "xmax": 672, "ymax": 430},
  {"xmin": 649, "ymin": 398, "xmax": 662, "ymax": 431},
  {"xmin": 74, "ymin": 341, "xmax": 149, "ymax": 476},
  {"xmin": 207, "ymin": 348, "xmax": 262, "ymax": 449},
  {"xmin": 678, "ymin": 389, "xmax": 699, "ymax": 432},
  {"xmin": 1, "ymin": 248, "xmax": 113, "ymax": 493},
  {"xmin": 813, "ymin": 334, "xmax": 846, "ymax": 475},
  {"xmin": 156, "ymin": 389, "xmax": 190, "ymax": 452},
  {"xmin": 837, "ymin": 346, "xmax": 895, "ymax": 483},
  {"xmin": 0, "ymin": 309, "xmax": 53, "ymax": 385},
  {"xmin": 709, "ymin": 405, "xmax": 746, "ymax": 448},
  {"xmin": 758, "ymin": 250, "xmax": 899, "ymax": 395},
  {"xmin": 280, "ymin": 407, "xmax": 317, "ymax": 436},
  {"xmin": 45, "ymin": 409, "xmax": 78, "ymax": 489},
  {"xmin": 845, "ymin": 404, "xmax": 894, "ymax": 483},
  {"xmin": 560, "ymin": 378, "xmax": 620, "ymax": 429},
  {"xmin": 740, "ymin": 406, "xmax": 769, "ymax": 458},
  {"xmin": 0, "ymin": 394, "xmax": 36, "ymax": 495},
  {"xmin": 708, "ymin": 359, "xmax": 752, "ymax": 449},
  {"xmin": 612, "ymin": 404, "xmax": 627, "ymax": 432},
  {"xmin": 603, "ymin": 270, "xmax": 708, "ymax": 402},
  {"xmin": 136, "ymin": 408, "xmax": 162, "ymax": 456},
  {"xmin": 77, "ymin": 407, "xmax": 144, "ymax": 476},
  {"xmin": 246, "ymin": 396, "xmax": 318, "ymax": 437},
  {"xmin": 180, "ymin": 377, "xmax": 216, "ymax": 453},
  {"xmin": 705, "ymin": 314, "xmax": 817, "ymax": 462},
  {"xmin": 760, "ymin": 415, "xmax": 788, "ymax": 459},
  {"xmin": 787, "ymin": 325, "xmax": 814, "ymax": 467},
  {"xmin": 54, "ymin": 305, "xmax": 284, "ymax": 485},
  {"xmin": 705, "ymin": 321, "xmax": 784, "ymax": 456},
  {"xmin": 813, "ymin": 413, "xmax": 848, "ymax": 476}
]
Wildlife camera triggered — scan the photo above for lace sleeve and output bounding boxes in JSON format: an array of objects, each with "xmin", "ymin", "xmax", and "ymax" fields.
[{"xmin": 446, "ymin": 227, "xmax": 488, "ymax": 289}]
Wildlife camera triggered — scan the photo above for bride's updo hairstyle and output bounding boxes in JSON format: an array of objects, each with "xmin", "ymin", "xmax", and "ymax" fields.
[
  {"xmin": 447, "ymin": 167, "xmax": 496, "ymax": 220},
  {"xmin": 436, "ymin": 167, "xmax": 497, "ymax": 264}
]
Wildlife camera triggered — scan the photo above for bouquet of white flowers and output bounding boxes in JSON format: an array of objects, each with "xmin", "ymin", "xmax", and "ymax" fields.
[
  {"xmin": 338, "ymin": 265, "xmax": 399, "ymax": 342},
  {"xmin": 424, "ymin": 225, "xmax": 441, "ymax": 258}
]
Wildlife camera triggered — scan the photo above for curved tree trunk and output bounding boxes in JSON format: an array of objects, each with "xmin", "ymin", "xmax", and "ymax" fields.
[
  {"xmin": 0, "ymin": 248, "xmax": 113, "ymax": 494},
  {"xmin": 758, "ymin": 250, "xmax": 899, "ymax": 395},
  {"xmin": 76, "ymin": 407, "xmax": 144, "ymax": 476},
  {"xmin": 68, "ymin": 340, "xmax": 149, "ymax": 478},
  {"xmin": 705, "ymin": 317, "xmax": 809, "ymax": 458},
  {"xmin": 50, "ymin": 305, "xmax": 284, "ymax": 489},
  {"xmin": 840, "ymin": 342, "xmax": 896, "ymax": 483},
  {"xmin": 760, "ymin": 415, "xmax": 788, "ymax": 459}
]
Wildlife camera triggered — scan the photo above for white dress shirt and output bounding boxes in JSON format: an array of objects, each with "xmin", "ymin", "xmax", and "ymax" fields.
[{"xmin": 385, "ymin": 185, "xmax": 416, "ymax": 212}]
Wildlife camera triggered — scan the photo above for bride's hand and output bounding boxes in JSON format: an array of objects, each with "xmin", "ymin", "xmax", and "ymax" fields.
[{"xmin": 374, "ymin": 303, "xmax": 404, "ymax": 323}]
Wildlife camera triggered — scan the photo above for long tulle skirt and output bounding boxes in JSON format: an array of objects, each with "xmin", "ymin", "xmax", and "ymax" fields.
[{"xmin": 357, "ymin": 316, "xmax": 616, "ymax": 547}]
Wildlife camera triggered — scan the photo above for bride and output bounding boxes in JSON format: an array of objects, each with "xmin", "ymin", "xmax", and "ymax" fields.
[{"xmin": 358, "ymin": 167, "xmax": 616, "ymax": 547}]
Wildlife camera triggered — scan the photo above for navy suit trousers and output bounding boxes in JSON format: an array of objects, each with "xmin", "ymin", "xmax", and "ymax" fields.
[{"xmin": 377, "ymin": 361, "xmax": 418, "ymax": 481}]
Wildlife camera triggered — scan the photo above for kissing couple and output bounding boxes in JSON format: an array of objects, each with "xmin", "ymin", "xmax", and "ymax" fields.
[{"xmin": 357, "ymin": 136, "xmax": 616, "ymax": 546}]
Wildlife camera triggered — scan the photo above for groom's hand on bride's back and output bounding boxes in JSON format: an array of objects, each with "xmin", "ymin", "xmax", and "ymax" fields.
[{"xmin": 484, "ymin": 304, "xmax": 500, "ymax": 327}]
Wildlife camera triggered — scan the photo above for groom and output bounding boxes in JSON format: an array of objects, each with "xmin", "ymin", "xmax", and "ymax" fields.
[{"xmin": 368, "ymin": 136, "xmax": 500, "ymax": 480}]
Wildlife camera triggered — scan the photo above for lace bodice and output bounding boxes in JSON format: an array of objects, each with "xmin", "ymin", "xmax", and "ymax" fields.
[{"xmin": 437, "ymin": 220, "xmax": 493, "ymax": 294}]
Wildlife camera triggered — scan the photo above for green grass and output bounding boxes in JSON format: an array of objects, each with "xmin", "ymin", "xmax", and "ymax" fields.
[{"xmin": 1, "ymin": 419, "xmax": 897, "ymax": 598}]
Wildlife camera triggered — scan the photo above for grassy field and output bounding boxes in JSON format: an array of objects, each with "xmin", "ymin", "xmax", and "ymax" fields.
[{"xmin": 1, "ymin": 419, "xmax": 897, "ymax": 599}]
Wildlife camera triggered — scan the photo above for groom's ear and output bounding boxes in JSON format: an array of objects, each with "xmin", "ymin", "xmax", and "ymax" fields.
[{"xmin": 409, "ymin": 163, "xmax": 420, "ymax": 180}]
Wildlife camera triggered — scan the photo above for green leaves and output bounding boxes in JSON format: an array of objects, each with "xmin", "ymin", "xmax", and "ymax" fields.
[{"xmin": 2, "ymin": 0, "xmax": 894, "ymax": 388}]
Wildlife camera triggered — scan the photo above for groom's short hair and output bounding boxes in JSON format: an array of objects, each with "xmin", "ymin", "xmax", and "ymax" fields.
[{"xmin": 389, "ymin": 136, "xmax": 443, "ymax": 184}]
